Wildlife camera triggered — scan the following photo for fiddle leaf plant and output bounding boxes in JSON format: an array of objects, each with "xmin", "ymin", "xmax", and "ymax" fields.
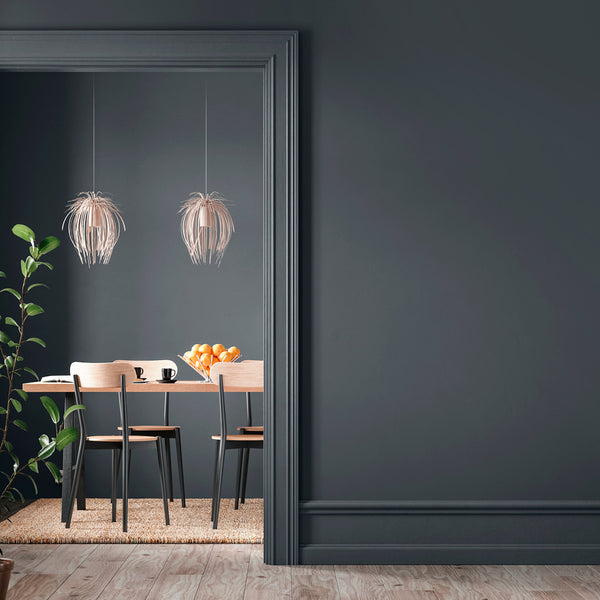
[{"xmin": 0, "ymin": 224, "xmax": 85, "ymax": 513}]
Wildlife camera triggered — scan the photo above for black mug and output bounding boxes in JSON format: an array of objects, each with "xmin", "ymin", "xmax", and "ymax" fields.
[
  {"xmin": 134, "ymin": 367, "xmax": 144, "ymax": 379},
  {"xmin": 162, "ymin": 367, "xmax": 175, "ymax": 381}
]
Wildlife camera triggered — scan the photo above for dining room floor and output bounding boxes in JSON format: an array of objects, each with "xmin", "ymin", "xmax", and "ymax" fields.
[{"xmin": 5, "ymin": 542, "xmax": 600, "ymax": 599}]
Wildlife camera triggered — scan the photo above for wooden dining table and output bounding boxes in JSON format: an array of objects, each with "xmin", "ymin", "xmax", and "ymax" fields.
[{"xmin": 23, "ymin": 379, "xmax": 264, "ymax": 521}]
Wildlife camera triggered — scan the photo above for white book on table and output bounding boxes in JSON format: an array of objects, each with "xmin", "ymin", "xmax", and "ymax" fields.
[{"xmin": 40, "ymin": 375, "xmax": 74, "ymax": 383}]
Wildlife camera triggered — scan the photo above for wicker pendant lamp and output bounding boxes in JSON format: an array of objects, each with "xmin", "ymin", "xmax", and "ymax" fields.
[
  {"xmin": 179, "ymin": 86, "xmax": 234, "ymax": 266},
  {"xmin": 63, "ymin": 75, "xmax": 125, "ymax": 267}
]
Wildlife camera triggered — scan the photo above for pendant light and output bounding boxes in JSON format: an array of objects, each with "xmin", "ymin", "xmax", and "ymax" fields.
[
  {"xmin": 63, "ymin": 75, "xmax": 125, "ymax": 267},
  {"xmin": 179, "ymin": 86, "xmax": 234, "ymax": 266}
]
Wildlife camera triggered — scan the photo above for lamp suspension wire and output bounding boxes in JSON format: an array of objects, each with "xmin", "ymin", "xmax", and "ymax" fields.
[
  {"xmin": 92, "ymin": 74, "xmax": 96, "ymax": 192},
  {"xmin": 204, "ymin": 84, "xmax": 208, "ymax": 195}
]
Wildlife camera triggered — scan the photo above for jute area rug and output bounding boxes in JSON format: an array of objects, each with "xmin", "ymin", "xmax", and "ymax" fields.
[{"xmin": 0, "ymin": 498, "xmax": 263, "ymax": 544}]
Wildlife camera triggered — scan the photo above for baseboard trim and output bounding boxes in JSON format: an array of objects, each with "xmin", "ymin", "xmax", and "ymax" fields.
[
  {"xmin": 300, "ymin": 500, "xmax": 600, "ymax": 515},
  {"xmin": 299, "ymin": 543, "xmax": 600, "ymax": 564}
]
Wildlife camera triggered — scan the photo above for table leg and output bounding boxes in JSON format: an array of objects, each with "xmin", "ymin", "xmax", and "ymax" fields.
[{"xmin": 61, "ymin": 392, "xmax": 86, "ymax": 520}]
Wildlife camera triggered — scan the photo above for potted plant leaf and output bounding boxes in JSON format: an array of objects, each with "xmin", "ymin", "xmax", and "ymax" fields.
[{"xmin": 0, "ymin": 224, "xmax": 85, "ymax": 597}]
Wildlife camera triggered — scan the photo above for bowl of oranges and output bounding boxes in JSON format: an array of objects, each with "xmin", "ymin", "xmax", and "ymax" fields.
[{"xmin": 178, "ymin": 343, "xmax": 241, "ymax": 382}]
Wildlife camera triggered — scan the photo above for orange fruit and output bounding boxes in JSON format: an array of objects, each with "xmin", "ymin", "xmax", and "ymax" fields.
[
  {"xmin": 192, "ymin": 343, "xmax": 202, "ymax": 353},
  {"xmin": 200, "ymin": 353, "xmax": 213, "ymax": 366},
  {"xmin": 212, "ymin": 354, "xmax": 220, "ymax": 363},
  {"xmin": 228, "ymin": 346, "xmax": 240, "ymax": 358},
  {"xmin": 219, "ymin": 351, "xmax": 232, "ymax": 362},
  {"xmin": 199, "ymin": 343, "xmax": 212, "ymax": 354},
  {"xmin": 212, "ymin": 343, "xmax": 225, "ymax": 356},
  {"xmin": 184, "ymin": 351, "xmax": 193, "ymax": 359}
]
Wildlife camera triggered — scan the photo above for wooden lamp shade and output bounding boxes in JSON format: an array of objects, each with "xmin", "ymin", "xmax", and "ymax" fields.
[
  {"xmin": 179, "ymin": 191, "xmax": 234, "ymax": 266},
  {"xmin": 62, "ymin": 191, "xmax": 126, "ymax": 266}
]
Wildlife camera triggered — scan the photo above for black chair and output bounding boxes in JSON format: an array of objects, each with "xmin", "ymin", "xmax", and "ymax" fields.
[
  {"xmin": 210, "ymin": 361, "xmax": 263, "ymax": 529},
  {"xmin": 67, "ymin": 362, "xmax": 170, "ymax": 532},
  {"xmin": 114, "ymin": 360, "xmax": 186, "ymax": 508}
]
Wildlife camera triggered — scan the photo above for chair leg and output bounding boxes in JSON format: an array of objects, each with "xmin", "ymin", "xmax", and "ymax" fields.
[
  {"xmin": 65, "ymin": 444, "xmax": 85, "ymax": 529},
  {"xmin": 76, "ymin": 458, "xmax": 86, "ymax": 510},
  {"xmin": 156, "ymin": 439, "xmax": 170, "ymax": 525},
  {"xmin": 164, "ymin": 437, "xmax": 174, "ymax": 503},
  {"xmin": 111, "ymin": 448, "xmax": 121, "ymax": 522},
  {"xmin": 211, "ymin": 440, "xmax": 220, "ymax": 522},
  {"xmin": 174, "ymin": 429, "xmax": 186, "ymax": 508},
  {"xmin": 122, "ymin": 443, "xmax": 129, "ymax": 533},
  {"xmin": 234, "ymin": 448, "xmax": 243, "ymax": 510},
  {"xmin": 240, "ymin": 448, "xmax": 250, "ymax": 504},
  {"xmin": 213, "ymin": 441, "xmax": 226, "ymax": 529}
]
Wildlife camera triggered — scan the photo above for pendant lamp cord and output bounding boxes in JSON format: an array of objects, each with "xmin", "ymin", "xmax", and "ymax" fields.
[
  {"xmin": 204, "ymin": 85, "xmax": 208, "ymax": 195},
  {"xmin": 92, "ymin": 74, "xmax": 96, "ymax": 192}
]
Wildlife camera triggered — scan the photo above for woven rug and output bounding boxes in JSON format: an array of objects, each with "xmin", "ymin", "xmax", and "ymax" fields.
[{"xmin": 0, "ymin": 498, "xmax": 263, "ymax": 544}]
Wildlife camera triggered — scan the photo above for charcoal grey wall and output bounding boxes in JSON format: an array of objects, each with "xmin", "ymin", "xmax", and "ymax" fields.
[
  {"xmin": 2, "ymin": 0, "xmax": 600, "ymax": 562},
  {"xmin": 0, "ymin": 71, "xmax": 264, "ymax": 499}
]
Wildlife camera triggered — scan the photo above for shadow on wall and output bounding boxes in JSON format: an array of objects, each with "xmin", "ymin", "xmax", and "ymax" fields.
[{"xmin": 0, "ymin": 73, "xmax": 73, "ymax": 498}]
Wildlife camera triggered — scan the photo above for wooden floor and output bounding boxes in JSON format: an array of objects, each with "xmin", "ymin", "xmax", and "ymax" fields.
[{"xmin": 5, "ymin": 543, "xmax": 600, "ymax": 599}]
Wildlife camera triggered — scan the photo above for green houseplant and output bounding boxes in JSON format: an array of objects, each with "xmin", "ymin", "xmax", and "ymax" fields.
[
  {"xmin": 0, "ymin": 224, "xmax": 85, "ymax": 595},
  {"xmin": 0, "ymin": 224, "xmax": 84, "ymax": 511}
]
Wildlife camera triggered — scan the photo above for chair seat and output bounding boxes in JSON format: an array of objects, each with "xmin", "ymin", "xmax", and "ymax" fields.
[
  {"xmin": 237, "ymin": 426, "xmax": 263, "ymax": 432},
  {"xmin": 211, "ymin": 434, "xmax": 264, "ymax": 442},
  {"xmin": 118, "ymin": 425, "xmax": 181, "ymax": 431},
  {"xmin": 87, "ymin": 435, "xmax": 158, "ymax": 443}
]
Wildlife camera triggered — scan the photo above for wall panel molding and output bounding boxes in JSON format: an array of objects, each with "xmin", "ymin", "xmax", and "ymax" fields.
[
  {"xmin": 300, "ymin": 544, "xmax": 600, "ymax": 565},
  {"xmin": 300, "ymin": 500, "xmax": 600, "ymax": 563},
  {"xmin": 300, "ymin": 499, "xmax": 600, "ymax": 515}
]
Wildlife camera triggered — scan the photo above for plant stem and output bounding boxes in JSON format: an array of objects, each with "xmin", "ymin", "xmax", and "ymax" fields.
[
  {"xmin": 0, "ymin": 266, "xmax": 28, "ymax": 452},
  {"xmin": 0, "ymin": 456, "xmax": 42, "ymax": 501}
]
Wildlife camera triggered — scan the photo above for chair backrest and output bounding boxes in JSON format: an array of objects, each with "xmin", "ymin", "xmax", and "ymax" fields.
[
  {"xmin": 210, "ymin": 361, "xmax": 263, "ymax": 389},
  {"xmin": 210, "ymin": 361, "xmax": 263, "ymax": 438},
  {"xmin": 112, "ymin": 359, "xmax": 177, "ymax": 381},
  {"xmin": 70, "ymin": 362, "xmax": 136, "ymax": 387},
  {"xmin": 69, "ymin": 362, "xmax": 136, "ymax": 447}
]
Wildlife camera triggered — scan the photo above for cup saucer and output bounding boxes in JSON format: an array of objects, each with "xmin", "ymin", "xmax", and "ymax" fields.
[{"xmin": 157, "ymin": 378, "xmax": 177, "ymax": 384}]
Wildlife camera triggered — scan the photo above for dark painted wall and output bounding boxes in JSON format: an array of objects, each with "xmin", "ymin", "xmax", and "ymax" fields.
[
  {"xmin": 2, "ymin": 0, "xmax": 600, "ymax": 561},
  {"xmin": 0, "ymin": 71, "xmax": 264, "ymax": 499}
]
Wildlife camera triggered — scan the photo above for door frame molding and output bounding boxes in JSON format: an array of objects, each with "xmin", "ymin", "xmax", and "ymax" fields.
[{"xmin": 0, "ymin": 30, "xmax": 299, "ymax": 565}]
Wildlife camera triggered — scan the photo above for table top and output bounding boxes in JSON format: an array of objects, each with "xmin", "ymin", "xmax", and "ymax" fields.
[{"xmin": 22, "ymin": 380, "xmax": 263, "ymax": 393}]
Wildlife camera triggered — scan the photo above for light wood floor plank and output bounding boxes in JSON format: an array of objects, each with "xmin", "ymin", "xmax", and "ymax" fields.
[
  {"xmin": 147, "ymin": 575, "xmax": 205, "ymax": 600},
  {"xmin": 544, "ymin": 566, "xmax": 600, "ymax": 600},
  {"xmin": 47, "ymin": 544, "xmax": 137, "ymax": 600},
  {"xmin": 30, "ymin": 542, "xmax": 97, "ymax": 574},
  {"xmin": 158, "ymin": 544, "xmax": 214, "ymax": 575},
  {"xmin": 532, "ymin": 592, "xmax": 588, "ymax": 600},
  {"xmin": 423, "ymin": 565, "xmax": 531, "ymax": 600},
  {"xmin": 6, "ymin": 544, "xmax": 98, "ymax": 600},
  {"xmin": 194, "ymin": 544, "xmax": 252, "ymax": 600},
  {"xmin": 335, "ymin": 565, "xmax": 397, "ymax": 600},
  {"xmin": 292, "ymin": 565, "xmax": 340, "ymax": 600},
  {"xmin": 503, "ymin": 566, "xmax": 573, "ymax": 592},
  {"xmin": 450, "ymin": 565, "xmax": 534, "ymax": 599},
  {"xmin": 7, "ymin": 574, "xmax": 66, "ymax": 600},
  {"xmin": 244, "ymin": 544, "xmax": 291, "ymax": 599},
  {"xmin": 377, "ymin": 565, "xmax": 436, "ymax": 591},
  {"xmin": 3, "ymin": 544, "xmax": 58, "ymax": 589},
  {"xmin": 96, "ymin": 544, "xmax": 175, "ymax": 600},
  {"xmin": 146, "ymin": 545, "xmax": 213, "ymax": 600}
]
